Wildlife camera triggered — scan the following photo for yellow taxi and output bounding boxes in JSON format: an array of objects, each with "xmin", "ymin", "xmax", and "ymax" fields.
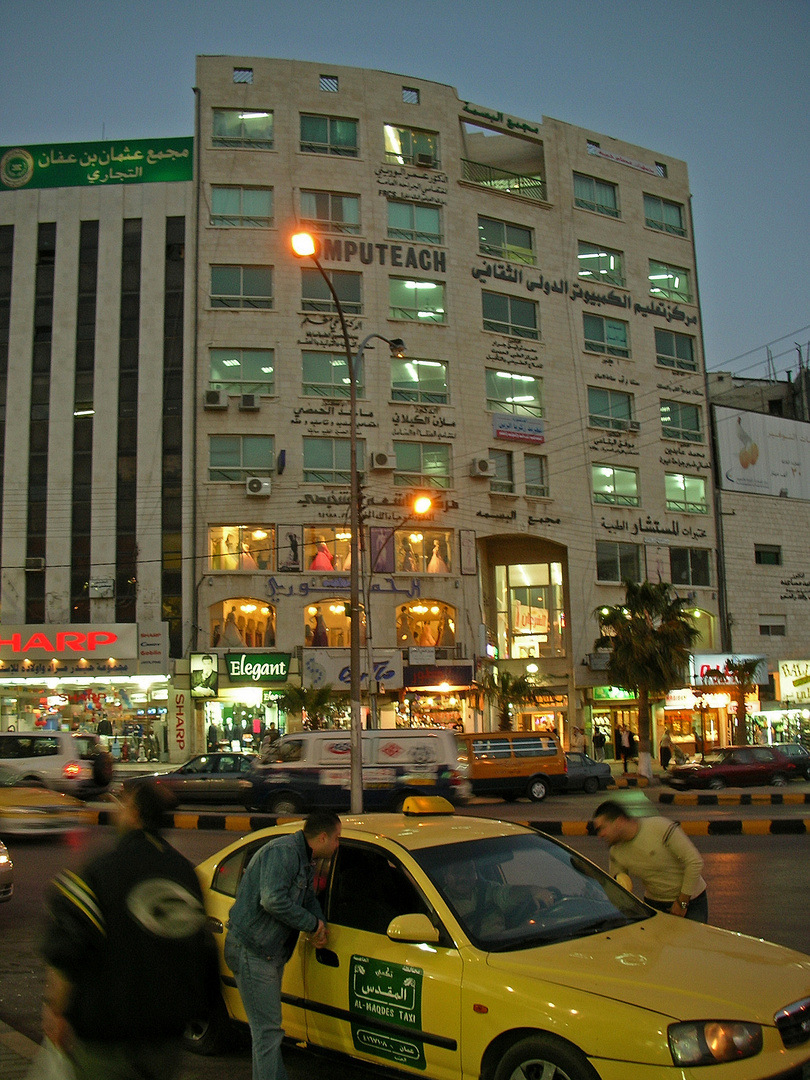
[
  {"xmin": 191, "ymin": 798, "xmax": 810, "ymax": 1079},
  {"xmin": 0, "ymin": 764, "xmax": 91, "ymax": 837}
]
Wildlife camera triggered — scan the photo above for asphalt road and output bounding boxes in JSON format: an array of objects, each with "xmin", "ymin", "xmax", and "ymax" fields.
[{"xmin": 3, "ymin": 799, "xmax": 810, "ymax": 1080}]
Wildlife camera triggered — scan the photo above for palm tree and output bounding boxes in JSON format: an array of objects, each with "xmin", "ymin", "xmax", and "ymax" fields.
[
  {"xmin": 725, "ymin": 657, "xmax": 761, "ymax": 745},
  {"xmin": 276, "ymin": 684, "xmax": 338, "ymax": 731},
  {"xmin": 478, "ymin": 668, "xmax": 547, "ymax": 731},
  {"xmin": 594, "ymin": 581, "xmax": 699, "ymax": 781}
]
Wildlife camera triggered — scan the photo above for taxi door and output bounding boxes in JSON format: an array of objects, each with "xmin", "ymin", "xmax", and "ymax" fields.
[{"xmin": 302, "ymin": 840, "xmax": 463, "ymax": 1080}]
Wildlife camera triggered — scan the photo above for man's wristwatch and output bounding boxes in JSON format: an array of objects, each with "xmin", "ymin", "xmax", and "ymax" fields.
[{"xmin": 678, "ymin": 899, "xmax": 689, "ymax": 909}]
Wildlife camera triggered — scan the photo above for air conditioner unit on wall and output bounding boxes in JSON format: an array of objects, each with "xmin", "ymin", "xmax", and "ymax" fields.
[
  {"xmin": 370, "ymin": 449, "xmax": 395, "ymax": 471},
  {"xmin": 239, "ymin": 393, "xmax": 260, "ymax": 411},
  {"xmin": 204, "ymin": 389, "xmax": 227, "ymax": 409},
  {"xmin": 24, "ymin": 556, "xmax": 45, "ymax": 572},
  {"xmin": 470, "ymin": 456, "xmax": 496, "ymax": 478},
  {"xmin": 415, "ymin": 152, "xmax": 435, "ymax": 168},
  {"xmin": 245, "ymin": 477, "xmax": 272, "ymax": 497},
  {"xmin": 627, "ymin": 420, "xmax": 641, "ymax": 432}
]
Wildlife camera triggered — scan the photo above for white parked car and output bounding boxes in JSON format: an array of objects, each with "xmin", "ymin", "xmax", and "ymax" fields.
[{"xmin": 0, "ymin": 731, "xmax": 112, "ymax": 797}]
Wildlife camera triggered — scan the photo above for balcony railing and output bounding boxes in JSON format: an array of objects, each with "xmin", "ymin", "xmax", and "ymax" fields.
[{"xmin": 461, "ymin": 159, "xmax": 546, "ymax": 202}]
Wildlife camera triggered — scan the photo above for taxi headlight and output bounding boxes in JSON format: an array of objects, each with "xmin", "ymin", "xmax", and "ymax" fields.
[{"xmin": 668, "ymin": 1021, "xmax": 762, "ymax": 1066}]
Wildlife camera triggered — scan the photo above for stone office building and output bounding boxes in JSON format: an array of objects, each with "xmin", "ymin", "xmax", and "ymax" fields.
[{"xmin": 188, "ymin": 56, "xmax": 720, "ymax": 746}]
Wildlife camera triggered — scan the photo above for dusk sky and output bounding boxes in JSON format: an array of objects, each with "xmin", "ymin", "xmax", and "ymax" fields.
[{"xmin": 3, "ymin": 0, "xmax": 808, "ymax": 380}]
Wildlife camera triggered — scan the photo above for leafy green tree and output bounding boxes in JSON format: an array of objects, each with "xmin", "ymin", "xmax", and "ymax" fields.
[
  {"xmin": 276, "ymin": 684, "xmax": 339, "ymax": 731},
  {"xmin": 594, "ymin": 581, "xmax": 699, "ymax": 780},
  {"xmin": 478, "ymin": 668, "xmax": 547, "ymax": 731},
  {"xmin": 724, "ymin": 657, "xmax": 761, "ymax": 745}
]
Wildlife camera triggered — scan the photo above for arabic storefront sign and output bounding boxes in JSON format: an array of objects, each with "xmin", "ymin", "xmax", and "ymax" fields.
[
  {"xmin": 778, "ymin": 660, "xmax": 810, "ymax": 703},
  {"xmin": 690, "ymin": 654, "xmax": 768, "ymax": 685},
  {"xmin": 303, "ymin": 649, "xmax": 404, "ymax": 691},
  {"xmin": 0, "ymin": 623, "xmax": 138, "ymax": 663},
  {"xmin": 350, "ymin": 955, "xmax": 425, "ymax": 1068},
  {"xmin": 587, "ymin": 142, "xmax": 661, "ymax": 177},
  {"xmin": 226, "ymin": 652, "xmax": 291, "ymax": 684},
  {"xmin": 492, "ymin": 413, "xmax": 545, "ymax": 444},
  {"xmin": 318, "ymin": 237, "xmax": 446, "ymax": 272},
  {"xmin": 0, "ymin": 137, "xmax": 193, "ymax": 191},
  {"xmin": 404, "ymin": 665, "xmax": 472, "ymax": 689}
]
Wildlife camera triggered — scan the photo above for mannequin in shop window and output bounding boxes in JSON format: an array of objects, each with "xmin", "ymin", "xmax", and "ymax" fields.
[
  {"xmin": 400, "ymin": 540, "xmax": 418, "ymax": 573},
  {"xmin": 222, "ymin": 607, "xmax": 244, "ymax": 647},
  {"xmin": 240, "ymin": 542, "xmax": 259, "ymax": 571},
  {"xmin": 437, "ymin": 606, "xmax": 455, "ymax": 647},
  {"xmin": 264, "ymin": 609, "xmax": 276, "ymax": 646},
  {"xmin": 397, "ymin": 605, "xmax": 416, "ymax": 645},
  {"xmin": 418, "ymin": 619, "xmax": 436, "ymax": 647},
  {"xmin": 310, "ymin": 540, "xmax": 334, "ymax": 571},
  {"xmin": 427, "ymin": 539, "xmax": 449, "ymax": 574},
  {"xmin": 312, "ymin": 613, "xmax": 329, "ymax": 647}
]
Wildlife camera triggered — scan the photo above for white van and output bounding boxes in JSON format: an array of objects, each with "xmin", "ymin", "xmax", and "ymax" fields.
[{"xmin": 241, "ymin": 728, "xmax": 471, "ymax": 814}]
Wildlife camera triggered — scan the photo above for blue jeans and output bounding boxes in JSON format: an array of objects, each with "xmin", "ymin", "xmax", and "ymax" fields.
[{"xmin": 225, "ymin": 937, "xmax": 287, "ymax": 1080}]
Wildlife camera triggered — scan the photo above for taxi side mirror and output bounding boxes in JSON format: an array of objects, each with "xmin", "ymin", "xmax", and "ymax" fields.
[{"xmin": 387, "ymin": 913, "xmax": 440, "ymax": 944}]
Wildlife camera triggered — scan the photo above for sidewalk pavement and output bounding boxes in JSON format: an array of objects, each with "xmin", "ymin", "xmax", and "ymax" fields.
[{"xmin": 0, "ymin": 1018, "xmax": 39, "ymax": 1079}]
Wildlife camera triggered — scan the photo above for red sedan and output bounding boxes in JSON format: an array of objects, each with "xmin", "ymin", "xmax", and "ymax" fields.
[{"xmin": 664, "ymin": 745, "xmax": 797, "ymax": 790}]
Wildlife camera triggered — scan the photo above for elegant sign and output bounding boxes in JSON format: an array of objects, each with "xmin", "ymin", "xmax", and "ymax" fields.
[
  {"xmin": 226, "ymin": 652, "xmax": 291, "ymax": 684},
  {"xmin": 0, "ymin": 138, "xmax": 193, "ymax": 191}
]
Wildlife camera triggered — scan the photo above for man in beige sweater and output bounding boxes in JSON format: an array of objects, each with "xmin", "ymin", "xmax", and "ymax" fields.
[{"xmin": 592, "ymin": 799, "xmax": 708, "ymax": 922}]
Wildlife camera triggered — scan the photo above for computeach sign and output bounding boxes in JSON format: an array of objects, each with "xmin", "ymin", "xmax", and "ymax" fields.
[{"xmin": 0, "ymin": 137, "xmax": 193, "ymax": 191}]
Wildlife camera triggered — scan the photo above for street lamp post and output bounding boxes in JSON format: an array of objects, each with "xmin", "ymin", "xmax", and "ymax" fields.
[{"xmin": 291, "ymin": 231, "xmax": 404, "ymax": 813}]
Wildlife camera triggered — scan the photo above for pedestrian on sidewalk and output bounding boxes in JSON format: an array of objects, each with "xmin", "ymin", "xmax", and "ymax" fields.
[
  {"xmin": 592, "ymin": 799, "xmax": 708, "ymax": 922},
  {"xmin": 40, "ymin": 779, "xmax": 217, "ymax": 1080}
]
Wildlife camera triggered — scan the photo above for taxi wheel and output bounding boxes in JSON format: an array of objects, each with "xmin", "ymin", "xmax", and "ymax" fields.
[
  {"xmin": 526, "ymin": 776, "xmax": 549, "ymax": 802},
  {"xmin": 183, "ymin": 994, "xmax": 234, "ymax": 1055},
  {"xmin": 494, "ymin": 1033, "xmax": 599, "ymax": 1080}
]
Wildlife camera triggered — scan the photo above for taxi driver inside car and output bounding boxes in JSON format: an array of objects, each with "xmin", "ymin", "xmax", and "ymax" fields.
[{"xmin": 192, "ymin": 796, "xmax": 810, "ymax": 1080}]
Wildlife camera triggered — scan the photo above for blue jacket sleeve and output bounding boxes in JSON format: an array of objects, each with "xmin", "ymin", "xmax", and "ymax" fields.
[{"xmin": 258, "ymin": 839, "xmax": 322, "ymax": 933}]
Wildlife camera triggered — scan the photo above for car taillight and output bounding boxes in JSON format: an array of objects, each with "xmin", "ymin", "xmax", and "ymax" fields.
[
  {"xmin": 448, "ymin": 768, "xmax": 464, "ymax": 788},
  {"xmin": 63, "ymin": 761, "xmax": 82, "ymax": 779}
]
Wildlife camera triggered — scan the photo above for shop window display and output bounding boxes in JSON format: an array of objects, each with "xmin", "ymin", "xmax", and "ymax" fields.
[
  {"xmin": 303, "ymin": 526, "xmax": 353, "ymax": 572},
  {"xmin": 304, "ymin": 600, "xmax": 366, "ymax": 648},
  {"xmin": 386, "ymin": 528, "xmax": 452, "ymax": 574},
  {"xmin": 209, "ymin": 598, "xmax": 276, "ymax": 649},
  {"xmin": 396, "ymin": 601, "xmax": 456, "ymax": 648},
  {"xmin": 209, "ymin": 525, "xmax": 274, "ymax": 571}
]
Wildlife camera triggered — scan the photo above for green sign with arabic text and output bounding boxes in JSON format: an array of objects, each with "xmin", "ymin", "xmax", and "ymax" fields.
[{"xmin": 0, "ymin": 137, "xmax": 193, "ymax": 191}]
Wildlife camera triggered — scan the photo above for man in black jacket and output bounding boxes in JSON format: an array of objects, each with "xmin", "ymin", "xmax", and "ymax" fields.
[{"xmin": 41, "ymin": 779, "xmax": 216, "ymax": 1079}]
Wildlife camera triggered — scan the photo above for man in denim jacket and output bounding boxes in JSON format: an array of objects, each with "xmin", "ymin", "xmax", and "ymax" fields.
[{"xmin": 225, "ymin": 810, "xmax": 341, "ymax": 1080}]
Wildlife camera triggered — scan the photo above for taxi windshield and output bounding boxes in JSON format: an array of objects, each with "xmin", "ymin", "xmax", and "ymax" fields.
[{"xmin": 414, "ymin": 833, "xmax": 649, "ymax": 951}]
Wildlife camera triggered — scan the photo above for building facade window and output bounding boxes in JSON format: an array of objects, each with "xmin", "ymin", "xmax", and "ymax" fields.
[
  {"xmin": 643, "ymin": 193, "xmax": 686, "ymax": 236},
  {"xmin": 209, "ymin": 525, "xmax": 275, "ymax": 571},
  {"xmin": 303, "ymin": 436, "xmax": 359, "ymax": 484},
  {"xmin": 596, "ymin": 541, "xmax": 641, "ymax": 582},
  {"xmin": 490, "ymin": 449, "xmax": 515, "ymax": 494},
  {"xmin": 387, "ymin": 200, "xmax": 442, "ymax": 244},
  {"xmin": 210, "ymin": 265, "xmax": 273, "ymax": 309},
  {"xmin": 485, "ymin": 369, "xmax": 543, "ymax": 416},
  {"xmin": 393, "ymin": 441, "xmax": 451, "ymax": 489},
  {"xmin": 482, "ymin": 291, "xmax": 538, "ymax": 339},
  {"xmin": 389, "ymin": 277, "xmax": 445, "ymax": 322},
  {"xmin": 588, "ymin": 387, "xmax": 633, "ymax": 430},
  {"xmin": 524, "ymin": 454, "xmax": 549, "ymax": 498},
  {"xmin": 212, "ymin": 109, "xmax": 273, "ymax": 148},
  {"xmin": 209, "ymin": 435, "xmax": 274, "ymax": 481},
  {"xmin": 592, "ymin": 465, "xmax": 640, "ymax": 506},
  {"xmin": 478, "ymin": 216, "xmax": 535, "ymax": 264},
  {"xmin": 301, "ymin": 268, "xmax": 362, "ymax": 314},
  {"xmin": 209, "ymin": 348, "xmax": 275, "ymax": 394},
  {"xmin": 577, "ymin": 241, "xmax": 624, "ymax": 286},
  {"xmin": 755, "ymin": 544, "xmax": 782, "ymax": 566},
  {"xmin": 391, "ymin": 356, "xmax": 448, "ymax": 403},
  {"xmin": 210, "ymin": 186, "xmax": 273, "ymax": 227},
  {"xmin": 384, "ymin": 124, "xmax": 439, "ymax": 167},
  {"xmin": 302, "ymin": 350, "xmax": 364, "ymax": 398},
  {"xmin": 649, "ymin": 259, "xmax": 692, "ymax": 302},
  {"xmin": 665, "ymin": 473, "xmax": 707, "ymax": 513},
  {"xmin": 759, "ymin": 618, "xmax": 786, "ymax": 636},
  {"xmin": 300, "ymin": 190, "xmax": 360, "ymax": 234},
  {"xmin": 583, "ymin": 313, "xmax": 630, "ymax": 357},
  {"xmin": 573, "ymin": 173, "xmax": 619, "ymax": 217},
  {"xmin": 670, "ymin": 547, "xmax": 710, "ymax": 587},
  {"xmin": 495, "ymin": 561, "xmax": 566, "ymax": 659},
  {"xmin": 655, "ymin": 328, "xmax": 697, "ymax": 372},
  {"xmin": 660, "ymin": 399, "xmax": 702, "ymax": 442},
  {"xmin": 300, "ymin": 114, "xmax": 359, "ymax": 156},
  {"xmin": 319, "ymin": 75, "xmax": 339, "ymax": 92}
]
